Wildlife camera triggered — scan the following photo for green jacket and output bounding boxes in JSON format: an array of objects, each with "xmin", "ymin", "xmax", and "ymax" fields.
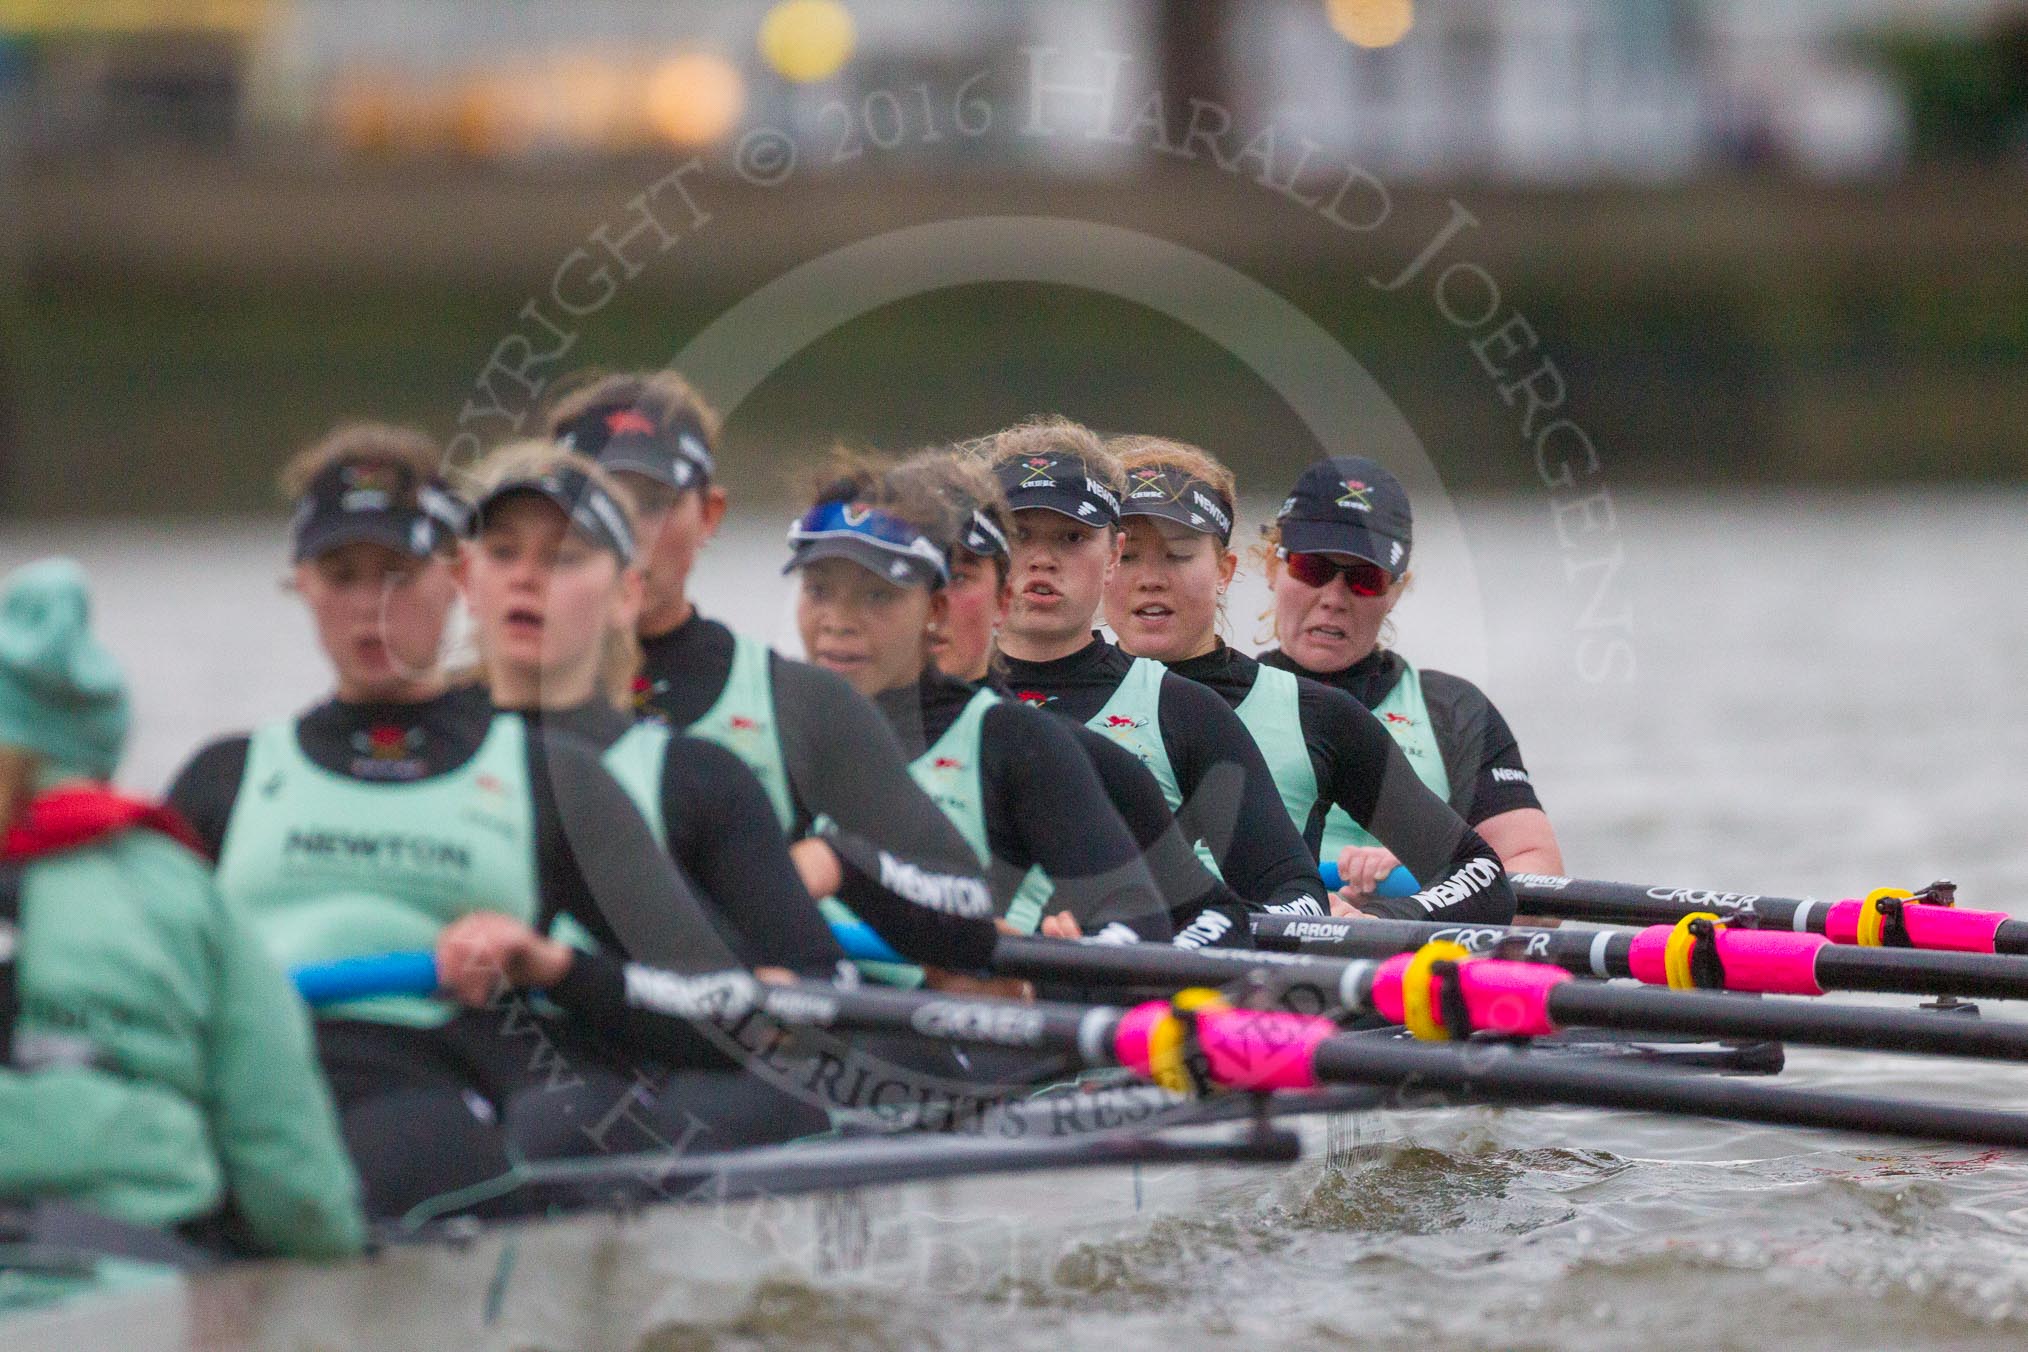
[{"xmin": 0, "ymin": 828, "xmax": 364, "ymax": 1259}]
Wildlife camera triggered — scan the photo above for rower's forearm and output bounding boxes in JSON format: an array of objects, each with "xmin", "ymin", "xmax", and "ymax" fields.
[
  {"xmin": 826, "ymin": 829, "xmax": 1000, "ymax": 968},
  {"xmin": 546, "ymin": 950, "xmax": 746, "ymax": 1070},
  {"xmin": 1362, "ymin": 842, "xmax": 1516, "ymax": 925}
]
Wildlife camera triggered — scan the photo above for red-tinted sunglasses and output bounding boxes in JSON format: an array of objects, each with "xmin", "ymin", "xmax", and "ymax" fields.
[{"xmin": 1278, "ymin": 548, "xmax": 1392, "ymax": 597}]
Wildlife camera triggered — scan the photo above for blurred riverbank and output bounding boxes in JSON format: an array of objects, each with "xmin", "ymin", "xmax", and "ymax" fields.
[{"xmin": 6, "ymin": 163, "xmax": 2028, "ymax": 517}]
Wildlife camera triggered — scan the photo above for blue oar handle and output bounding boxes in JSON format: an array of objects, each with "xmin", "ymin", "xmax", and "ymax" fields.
[
  {"xmin": 1318, "ymin": 861, "xmax": 1420, "ymax": 898},
  {"xmin": 831, "ymin": 917, "xmax": 905, "ymax": 965},
  {"xmin": 292, "ymin": 952, "xmax": 439, "ymax": 1007}
]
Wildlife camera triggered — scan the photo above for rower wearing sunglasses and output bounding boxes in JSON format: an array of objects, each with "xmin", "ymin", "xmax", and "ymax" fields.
[
  {"xmin": 1257, "ymin": 456, "xmax": 1564, "ymax": 903},
  {"xmin": 1101, "ymin": 439, "xmax": 1514, "ymax": 924}
]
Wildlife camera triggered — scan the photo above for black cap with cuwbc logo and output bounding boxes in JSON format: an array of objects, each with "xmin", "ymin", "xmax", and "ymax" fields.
[
  {"xmin": 992, "ymin": 451, "xmax": 1121, "ymax": 527},
  {"xmin": 290, "ymin": 460, "xmax": 468, "ymax": 564},
  {"xmin": 1273, "ymin": 456, "xmax": 1413, "ymax": 574},
  {"xmin": 555, "ymin": 402, "xmax": 716, "ymax": 492}
]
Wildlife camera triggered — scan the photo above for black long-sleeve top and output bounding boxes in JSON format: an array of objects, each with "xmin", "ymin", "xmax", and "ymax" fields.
[
  {"xmin": 1257, "ymin": 647, "xmax": 1546, "ymax": 828},
  {"xmin": 636, "ymin": 614, "xmax": 998, "ymax": 964},
  {"xmin": 870, "ymin": 671, "xmax": 1172, "ymax": 943},
  {"xmin": 996, "ymin": 637, "xmax": 1328, "ymax": 915},
  {"xmin": 975, "ymin": 683, "xmax": 1255, "ymax": 948},
  {"xmin": 1163, "ymin": 643, "xmax": 1514, "ymax": 925}
]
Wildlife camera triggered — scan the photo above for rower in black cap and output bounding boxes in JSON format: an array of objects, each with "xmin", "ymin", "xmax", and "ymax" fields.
[
  {"xmin": 1101, "ymin": 435, "xmax": 1514, "ymax": 926},
  {"xmin": 903, "ymin": 446, "xmax": 1269, "ymax": 951},
  {"xmin": 539, "ymin": 371, "xmax": 993, "ymax": 976},
  {"xmin": 168, "ymin": 425, "xmax": 766, "ymax": 1219},
  {"xmin": 978, "ymin": 416, "xmax": 1330, "ymax": 937},
  {"xmin": 1257, "ymin": 456, "xmax": 1565, "ymax": 898}
]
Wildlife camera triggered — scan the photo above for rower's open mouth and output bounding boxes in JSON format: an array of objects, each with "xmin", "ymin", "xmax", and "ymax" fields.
[
  {"xmin": 1305, "ymin": 624, "xmax": 1348, "ymax": 641},
  {"xmin": 1133, "ymin": 604, "xmax": 1174, "ymax": 620},
  {"xmin": 504, "ymin": 607, "xmax": 543, "ymax": 630}
]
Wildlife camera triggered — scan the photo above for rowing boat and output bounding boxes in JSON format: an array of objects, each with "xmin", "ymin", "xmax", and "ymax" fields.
[
  {"xmin": 2, "ymin": 1083, "xmax": 1382, "ymax": 1352},
  {"xmin": 3, "ymin": 1012, "xmax": 1790, "ymax": 1352}
]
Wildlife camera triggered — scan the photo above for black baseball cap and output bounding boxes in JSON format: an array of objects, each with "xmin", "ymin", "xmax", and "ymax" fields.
[
  {"xmin": 992, "ymin": 452, "xmax": 1121, "ymax": 527},
  {"xmin": 1119, "ymin": 465, "xmax": 1234, "ymax": 544},
  {"xmin": 958, "ymin": 506, "xmax": 1009, "ymax": 559},
  {"xmin": 468, "ymin": 464, "xmax": 637, "ymax": 564},
  {"xmin": 554, "ymin": 400, "xmax": 716, "ymax": 493},
  {"xmin": 1274, "ymin": 456, "xmax": 1412, "ymax": 574},
  {"xmin": 290, "ymin": 460, "xmax": 468, "ymax": 564}
]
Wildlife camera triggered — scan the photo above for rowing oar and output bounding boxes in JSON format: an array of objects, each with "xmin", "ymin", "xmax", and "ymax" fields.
[
  {"xmin": 284, "ymin": 953, "xmax": 2028, "ymax": 1149},
  {"xmin": 290, "ymin": 940, "xmax": 2028, "ymax": 1065},
  {"xmin": 1506, "ymin": 874, "xmax": 2027, "ymax": 955},
  {"xmin": 1252, "ymin": 911, "xmax": 2028, "ymax": 1002},
  {"xmin": 624, "ymin": 972, "xmax": 2028, "ymax": 1152},
  {"xmin": 974, "ymin": 934, "xmax": 2028, "ymax": 1063}
]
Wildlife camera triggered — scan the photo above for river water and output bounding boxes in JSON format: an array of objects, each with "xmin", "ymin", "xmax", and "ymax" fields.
[{"xmin": 5, "ymin": 490, "xmax": 2028, "ymax": 1349}]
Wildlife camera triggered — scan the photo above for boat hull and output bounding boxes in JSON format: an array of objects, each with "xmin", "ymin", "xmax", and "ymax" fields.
[{"xmin": 4, "ymin": 1086, "xmax": 1380, "ymax": 1352}]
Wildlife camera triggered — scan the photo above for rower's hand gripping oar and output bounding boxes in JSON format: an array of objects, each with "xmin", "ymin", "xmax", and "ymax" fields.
[{"xmin": 1510, "ymin": 874, "xmax": 2028, "ymax": 956}]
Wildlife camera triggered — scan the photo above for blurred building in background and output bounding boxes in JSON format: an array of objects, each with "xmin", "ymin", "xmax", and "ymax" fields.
[
  {"xmin": 4, "ymin": 0, "xmax": 2027, "ymax": 518},
  {"xmin": 4, "ymin": 0, "xmax": 2026, "ymax": 177}
]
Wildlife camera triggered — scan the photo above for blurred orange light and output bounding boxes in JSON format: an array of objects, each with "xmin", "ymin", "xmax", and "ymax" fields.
[
  {"xmin": 553, "ymin": 53, "xmax": 637, "ymax": 148},
  {"xmin": 645, "ymin": 51, "xmax": 746, "ymax": 147},
  {"xmin": 1326, "ymin": 0, "xmax": 1414, "ymax": 49},
  {"xmin": 758, "ymin": 0, "xmax": 855, "ymax": 84}
]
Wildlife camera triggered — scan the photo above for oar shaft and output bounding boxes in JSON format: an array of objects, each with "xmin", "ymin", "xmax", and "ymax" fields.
[
  {"xmin": 988, "ymin": 933, "xmax": 1358, "ymax": 1001},
  {"xmin": 1545, "ymin": 982, "xmax": 2028, "ymax": 1060},
  {"xmin": 751, "ymin": 981, "xmax": 2028, "ymax": 1149},
  {"xmin": 753, "ymin": 981, "xmax": 1119, "ymax": 1063},
  {"xmin": 1304, "ymin": 1033, "xmax": 2028, "ymax": 1150},
  {"xmin": 1812, "ymin": 945, "xmax": 2028, "ymax": 1000},
  {"xmin": 1252, "ymin": 913, "xmax": 2028, "ymax": 1001},
  {"xmin": 1349, "ymin": 948, "xmax": 2028, "ymax": 1061},
  {"xmin": 1513, "ymin": 874, "xmax": 2028, "ymax": 957},
  {"xmin": 1254, "ymin": 913, "xmax": 1605, "ymax": 967},
  {"xmin": 1510, "ymin": 874, "xmax": 1813, "ymax": 928}
]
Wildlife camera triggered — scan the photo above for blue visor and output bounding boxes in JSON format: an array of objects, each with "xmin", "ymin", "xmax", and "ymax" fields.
[{"xmin": 784, "ymin": 501, "xmax": 949, "ymax": 587}]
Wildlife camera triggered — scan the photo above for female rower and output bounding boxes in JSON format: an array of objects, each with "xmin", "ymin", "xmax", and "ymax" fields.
[
  {"xmin": 1254, "ymin": 456, "xmax": 1564, "ymax": 893},
  {"xmin": 784, "ymin": 451, "xmax": 1170, "ymax": 959},
  {"xmin": 166, "ymin": 426, "xmax": 805, "ymax": 1216},
  {"xmin": 540, "ymin": 372, "xmax": 992, "ymax": 949},
  {"xmin": 457, "ymin": 441, "xmax": 1002, "ymax": 976},
  {"xmin": 977, "ymin": 417, "xmax": 1328, "ymax": 918},
  {"xmin": 1100, "ymin": 437, "xmax": 1513, "ymax": 924},
  {"xmin": 1, "ymin": 558, "xmax": 362, "ymax": 1262},
  {"xmin": 908, "ymin": 447, "xmax": 1268, "ymax": 949}
]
